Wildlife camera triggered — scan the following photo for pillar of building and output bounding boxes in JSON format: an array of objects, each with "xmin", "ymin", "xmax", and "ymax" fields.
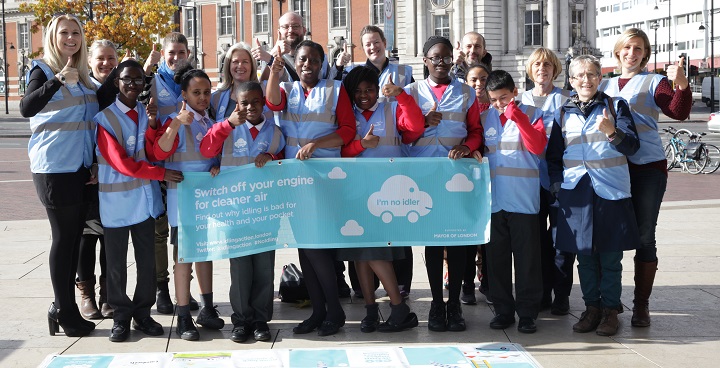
[
  {"xmin": 507, "ymin": 0, "xmax": 518, "ymax": 53},
  {"xmin": 547, "ymin": 0, "xmax": 558, "ymax": 50},
  {"xmin": 417, "ymin": 1, "xmax": 427, "ymax": 57},
  {"xmin": 559, "ymin": 0, "xmax": 570, "ymax": 51},
  {"xmin": 587, "ymin": 0, "xmax": 596, "ymax": 48}
]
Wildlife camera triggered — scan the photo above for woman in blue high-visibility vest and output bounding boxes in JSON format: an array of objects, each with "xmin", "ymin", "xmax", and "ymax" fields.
[{"xmin": 20, "ymin": 14, "xmax": 98, "ymax": 338}]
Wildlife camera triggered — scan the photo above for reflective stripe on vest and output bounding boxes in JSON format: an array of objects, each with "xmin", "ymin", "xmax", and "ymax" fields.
[
  {"xmin": 220, "ymin": 121, "xmax": 285, "ymax": 168},
  {"xmin": 558, "ymin": 99, "xmax": 632, "ymax": 200},
  {"xmin": 28, "ymin": 60, "xmax": 98, "ymax": 173},
  {"xmin": 481, "ymin": 104, "xmax": 541, "ymax": 214},
  {"xmin": 601, "ymin": 74, "xmax": 664, "ymax": 164},
  {"xmin": 403, "ymin": 79, "xmax": 473, "ymax": 157},
  {"xmin": 278, "ymin": 79, "xmax": 341, "ymax": 158}
]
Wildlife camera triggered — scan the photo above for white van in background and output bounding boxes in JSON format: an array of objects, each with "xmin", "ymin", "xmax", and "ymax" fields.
[{"xmin": 702, "ymin": 77, "xmax": 720, "ymax": 107}]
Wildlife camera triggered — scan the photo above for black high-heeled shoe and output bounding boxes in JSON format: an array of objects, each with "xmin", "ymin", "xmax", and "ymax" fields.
[{"xmin": 48, "ymin": 303, "xmax": 94, "ymax": 337}]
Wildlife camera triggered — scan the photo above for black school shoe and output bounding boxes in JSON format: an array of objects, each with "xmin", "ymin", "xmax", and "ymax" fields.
[
  {"xmin": 517, "ymin": 317, "xmax": 537, "ymax": 333},
  {"xmin": 230, "ymin": 323, "xmax": 252, "ymax": 343},
  {"xmin": 377, "ymin": 313, "xmax": 419, "ymax": 332},
  {"xmin": 489, "ymin": 314, "xmax": 516, "ymax": 329},
  {"xmin": 254, "ymin": 321, "xmax": 272, "ymax": 341},
  {"xmin": 176, "ymin": 314, "xmax": 199, "ymax": 341},
  {"xmin": 133, "ymin": 316, "xmax": 164, "ymax": 336},
  {"xmin": 317, "ymin": 320, "xmax": 344, "ymax": 336}
]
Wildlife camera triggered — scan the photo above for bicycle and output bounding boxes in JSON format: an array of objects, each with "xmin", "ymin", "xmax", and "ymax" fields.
[
  {"xmin": 662, "ymin": 126, "xmax": 709, "ymax": 175},
  {"xmin": 677, "ymin": 129, "xmax": 720, "ymax": 174}
]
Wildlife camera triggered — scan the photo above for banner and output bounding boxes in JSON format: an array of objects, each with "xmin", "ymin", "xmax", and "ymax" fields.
[{"xmin": 177, "ymin": 158, "xmax": 491, "ymax": 262}]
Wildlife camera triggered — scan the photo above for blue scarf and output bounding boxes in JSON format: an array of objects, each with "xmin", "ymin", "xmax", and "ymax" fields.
[{"xmin": 157, "ymin": 61, "xmax": 181, "ymax": 97}]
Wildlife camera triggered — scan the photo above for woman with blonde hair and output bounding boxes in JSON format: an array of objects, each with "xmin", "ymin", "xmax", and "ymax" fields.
[
  {"xmin": 521, "ymin": 47, "xmax": 575, "ymax": 316},
  {"xmin": 600, "ymin": 28, "xmax": 692, "ymax": 328},
  {"xmin": 20, "ymin": 14, "xmax": 98, "ymax": 337},
  {"xmin": 211, "ymin": 43, "xmax": 258, "ymax": 121}
]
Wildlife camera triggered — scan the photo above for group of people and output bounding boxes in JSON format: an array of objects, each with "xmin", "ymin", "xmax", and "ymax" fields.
[{"xmin": 21, "ymin": 10, "xmax": 690, "ymax": 344}]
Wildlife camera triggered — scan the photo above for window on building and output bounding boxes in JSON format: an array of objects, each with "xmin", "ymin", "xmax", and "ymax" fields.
[
  {"xmin": 18, "ymin": 23, "xmax": 29, "ymax": 50},
  {"xmin": 372, "ymin": 0, "xmax": 384, "ymax": 25},
  {"xmin": 292, "ymin": 0, "xmax": 309, "ymax": 27},
  {"xmin": 332, "ymin": 0, "xmax": 348, "ymax": 28},
  {"xmin": 612, "ymin": 4, "xmax": 620, "ymax": 12},
  {"xmin": 219, "ymin": 6, "xmax": 233, "ymax": 36},
  {"xmin": 431, "ymin": 0, "xmax": 450, "ymax": 6},
  {"xmin": 434, "ymin": 14, "xmax": 450, "ymax": 38},
  {"xmin": 254, "ymin": 1, "xmax": 269, "ymax": 33},
  {"xmin": 622, "ymin": 1, "xmax": 631, "ymax": 10},
  {"xmin": 571, "ymin": 10, "xmax": 583, "ymax": 45},
  {"xmin": 524, "ymin": 10, "xmax": 541, "ymax": 46},
  {"xmin": 185, "ymin": 8, "xmax": 195, "ymax": 37}
]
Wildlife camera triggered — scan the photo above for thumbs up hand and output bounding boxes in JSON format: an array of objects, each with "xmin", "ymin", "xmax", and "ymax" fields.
[
  {"xmin": 425, "ymin": 101, "xmax": 443, "ymax": 127},
  {"xmin": 335, "ymin": 43, "xmax": 352, "ymax": 67},
  {"xmin": 273, "ymin": 30, "xmax": 292, "ymax": 57},
  {"xmin": 382, "ymin": 78, "xmax": 403, "ymax": 97},
  {"xmin": 666, "ymin": 55, "xmax": 689, "ymax": 90},
  {"xmin": 59, "ymin": 56, "xmax": 79, "ymax": 85},
  {"xmin": 143, "ymin": 44, "xmax": 161, "ymax": 75},
  {"xmin": 454, "ymin": 41, "xmax": 466, "ymax": 66},
  {"xmin": 175, "ymin": 101, "xmax": 194, "ymax": 126},
  {"xmin": 121, "ymin": 49, "xmax": 134, "ymax": 63},
  {"xmin": 269, "ymin": 51, "xmax": 285, "ymax": 74},
  {"xmin": 147, "ymin": 97, "xmax": 158, "ymax": 128},
  {"xmin": 251, "ymin": 38, "xmax": 272, "ymax": 63},
  {"xmin": 227, "ymin": 102, "xmax": 247, "ymax": 127},
  {"xmin": 360, "ymin": 124, "xmax": 380, "ymax": 149},
  {"xmin": 596, "ymin": 108, "xmax": 616, "ymax": 138}
]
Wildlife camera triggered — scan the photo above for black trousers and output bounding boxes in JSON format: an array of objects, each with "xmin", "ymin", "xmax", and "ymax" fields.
[
  {"xmin": 298, "ymin": 248, "xmax": 344, "ymax": 323},
  {"xmin": 105, "ymin": 217, "xmax": 157, "ymax": 322},
  {"xmin": 46, "ymin": 204, "xmax": 87, "ymax": 310}
]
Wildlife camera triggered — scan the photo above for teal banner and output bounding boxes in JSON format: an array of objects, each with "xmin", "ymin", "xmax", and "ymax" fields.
[{"xmin": 177, "ymin": 158, "xmax": 491, "ymax": 262}]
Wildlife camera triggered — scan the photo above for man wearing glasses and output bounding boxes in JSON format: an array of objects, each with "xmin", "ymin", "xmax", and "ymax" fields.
[{"xmin": 253, "ymin": 12, "xmax": 337, "ymax": 82}]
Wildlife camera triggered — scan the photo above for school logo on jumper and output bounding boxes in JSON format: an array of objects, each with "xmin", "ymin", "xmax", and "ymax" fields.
[
  {"xmin": 368, "ymin": 175, "xmax": 433, "ymax": 224},
  {"xmin": 126, "ymin": 135, "xmax": 136, "ymax": 150}
]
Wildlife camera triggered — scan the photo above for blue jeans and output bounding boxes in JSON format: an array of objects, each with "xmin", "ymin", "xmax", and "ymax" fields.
[
  {"xmin": 577, "ymin": 251, "xmax": 623, "ymax": 310},
  {"xmin": 630, "ymin": 168, "xmax": 667, "ymax": 263}
]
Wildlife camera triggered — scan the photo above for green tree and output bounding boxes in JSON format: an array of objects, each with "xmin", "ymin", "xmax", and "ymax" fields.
[{"xmin": 20, "ymin": 0, "xmax": 177, "ymax": 59}]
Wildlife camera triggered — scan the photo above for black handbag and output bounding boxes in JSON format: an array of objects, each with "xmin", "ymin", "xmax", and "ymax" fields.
[{"xmin": 278, "ymin": 263, "xmax": 310, "ymax": 303}]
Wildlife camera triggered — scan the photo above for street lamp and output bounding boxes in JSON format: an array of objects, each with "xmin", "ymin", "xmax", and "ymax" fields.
[
  {"xmin": 564, "ymin": 47, "xmax": 574, "ymax": 90},
  {"xmin": 2, "ymin": 0, "xmax": 9, "ymax": 114},
  {"xmin": 19, "ymin": 48, "xmax": 27, "ymax": 95},
  {"xmin": 651, "ymin": 22, "xmax": 660, "ymax": 72}
]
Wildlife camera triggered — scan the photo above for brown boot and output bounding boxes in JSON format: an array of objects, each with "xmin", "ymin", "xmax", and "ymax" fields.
[
  {"xmin": 76, "ymin": 278, "xmax": 102, "ymax": 320},
  {"xmin": 596, "ymin": 308, "xmax": 620, "ymax": 336},
  {"xmin": 632, "ymin": 260, "xmax": 658, "ymax": 327},
  {"xmin": 98, "ymin": 276, "xmax": 114, "ymax": 318},
  {"xmin": 572, "ymin": 306, "xmax": 602, "ymax": 333}
]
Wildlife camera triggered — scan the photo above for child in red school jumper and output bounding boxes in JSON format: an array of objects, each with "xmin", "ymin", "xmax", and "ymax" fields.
[
  {"xmin": 94, "ymin": 60, "xmax": 184, "ymax": 342},
  {"xmin": 338, "ymin": 65, "xmax": 425, "ymax": 332},
  {"xmin": 200, "ymin": 81, "xmax": 285, "ymax": 343},
  {"xmin": 146, "ymin": 61, "xmax": 224, "ymax": 341},
  {"xmin": 479, "ymin": 70, "xmax": 547, "ymax": 334},
  {"xmin": 403, "ymin": 36, "xmax": 484, "ymax": 332}
]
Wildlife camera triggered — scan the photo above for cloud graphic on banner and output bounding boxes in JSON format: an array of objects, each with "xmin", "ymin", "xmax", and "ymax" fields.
[
  {"xmin": 340, "ymin": 220, "xmax": 364, "ymax": 236},
  {"xmin": 446, "ymin": 174, "xmax": 474, "ymax": 192},
  {"xmin": 368, "ymin": 175, "xmax": 433, "ymax": 223},
  {"xmin": 328, "ymin": 167, "xmax": 347, "ymax": 179}
]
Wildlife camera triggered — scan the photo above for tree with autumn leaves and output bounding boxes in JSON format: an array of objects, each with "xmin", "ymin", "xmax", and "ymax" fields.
[{"xmin": 20, "ymin": 0, "xmax": 177, "ymax": 60}]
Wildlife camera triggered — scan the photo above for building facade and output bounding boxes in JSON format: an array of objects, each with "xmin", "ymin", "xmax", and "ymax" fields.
[
  {"xmin": 0, "ymin": 0, "xmax": 599, "ymax": 101},
  {"xmin": 595, "ymin": 0, "xmax": 714, "ymax": 78}
]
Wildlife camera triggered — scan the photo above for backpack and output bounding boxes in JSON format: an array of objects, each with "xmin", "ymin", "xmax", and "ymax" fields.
[{"xmin": 278, "ymin": 263, "xmax": 310, "ymax": 303}]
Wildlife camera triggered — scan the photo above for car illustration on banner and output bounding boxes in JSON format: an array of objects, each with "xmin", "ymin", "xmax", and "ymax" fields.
[{"xmin": 368, "ymin": 175, "xmax": 433, "ymax": 223}]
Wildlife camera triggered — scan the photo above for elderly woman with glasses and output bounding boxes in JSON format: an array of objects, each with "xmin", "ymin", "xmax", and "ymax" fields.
[{"xmin": 546, "ymin": 55, "xmax": 640, "ymax": 337}]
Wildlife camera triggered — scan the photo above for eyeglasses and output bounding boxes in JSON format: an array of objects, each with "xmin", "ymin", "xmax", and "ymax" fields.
[
  {"xmin": 571, "ymin": 72, "xmax": 599, "ymax": 81},
  {"xmin": 119, "ymin": 77, "xmax": 145, "ymax": 86},
  {"xmin": 279, "ymin": 24, "xmax": 303, "ymax": 31},
  {"xmin": 427, "ymin": 56, "xmax": 453, "ymax": 65}
]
